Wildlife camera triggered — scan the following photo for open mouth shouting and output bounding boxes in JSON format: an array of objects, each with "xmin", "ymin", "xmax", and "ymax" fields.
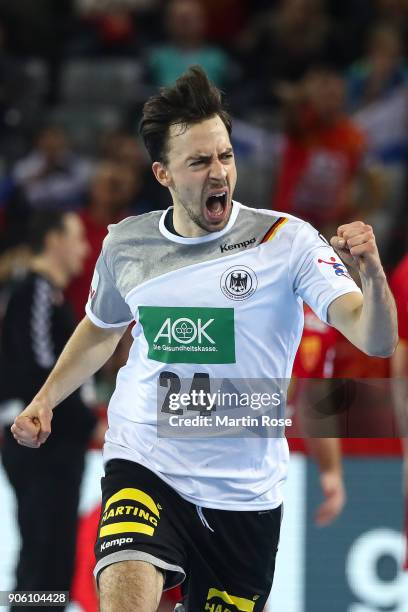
[{"xmin": 204, "ymin": 187, "xmax": 230, "ymax": 225}]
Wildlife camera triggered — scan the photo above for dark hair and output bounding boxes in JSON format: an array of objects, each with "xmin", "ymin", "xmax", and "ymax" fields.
[
  {"xmin": 28, "ymin": 209, "xmax": 66, "ymax": 254},
  {"xmin": 139, "ymin": 65, "xmax": 232, "ymax": 163}
]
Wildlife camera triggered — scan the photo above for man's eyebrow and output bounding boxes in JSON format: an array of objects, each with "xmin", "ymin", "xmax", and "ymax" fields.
[
  {"xmin": 186, "ymin": 148, "xmax": 234, "ymax": 162},
  {"xmin": 186, "ymin": 154, "xmax": 212, "ymax": 162}
]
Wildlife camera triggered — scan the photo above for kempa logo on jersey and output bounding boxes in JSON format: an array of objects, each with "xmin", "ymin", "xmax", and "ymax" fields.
[
  {"xmin": 221, "ymin": 266, "xmax": 258, "ymax": 301},
  {"xmin": 99, "ymin": 487, "xmax": 161, "ymax": 539},
  {"xmin": 220, "ymin": 237, "xmax": 256, "ymax": 253},
  {"xmin": 203, "ymin": 588, "xmax": 256, "ymax": 612},
  {"xmin": 139, "ymin": 306, "xmax": 236, "ymax": 364},
  {"xmin": 100, "ymin": 537, "xmax": 133, "ymax": 552}
]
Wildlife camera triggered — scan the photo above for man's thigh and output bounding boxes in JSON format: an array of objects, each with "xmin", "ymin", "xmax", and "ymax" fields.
[
  {"xmin": 99, "ymin": 559, "xmax": 164, "ymax": 612},
  {"xmin": 183, "ymin": 505, "xmax": 282, "ymax": 612}
]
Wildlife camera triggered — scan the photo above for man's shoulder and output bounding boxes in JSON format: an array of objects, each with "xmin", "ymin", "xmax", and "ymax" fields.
[
  {"xmin": 237, "ymin": 202, "xmax": 308, "ymax": 236},
  {"xmin": 103, "ymin": 210, "xmax": 163, "ymax": 251}
]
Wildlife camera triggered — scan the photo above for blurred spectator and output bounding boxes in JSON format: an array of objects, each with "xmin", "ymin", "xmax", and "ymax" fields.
[
  {"xmin": 286, "ymin": 305, "xmax": 345, "ymax": 527},
  {"xmin": 72, "ymin": 1, "xmax": 139, "ymax": 56},
  {"xmin": 101, "ymin": 131, "xmax": 168, "ymax": 212},
  {"xmin": 0, "ymin": 0, "xmax": 75, "ymax": 103},
  {"xmin": 76, "ymin": 0, "xmax": 158, "ymax": 11},
  {"xmin": 73, "ymin": 0, "xmax": 162, "ymax": 52},
  {"xmin": 11, "ymin": 126, "xmax": 91, "ymax": 210},
  {"xmin": 101, "ymin": 131, "xmax": 146, "ymax": 167},
  {"xmin": 0, "ymin": 210, "xmax": 96, "ymax": 610},
  {"xmin": 271, "ymin": 67, "xmax": 384, "ymax": 236},
  {"xmin": 243, "ymin": 0, "xmax": 333, "ymax": 110},
  {"xmin": 203, "ymin": 0, "xmax": 249, "ymax": 45},
  {"xmin": 347, "ymin": 23, "xmax": 408, "ymax": 112},
  {"xmin": 0, "ymin": 21, "xmax": 27, "ymax": 159},
  {"xmin": 65, "ymin": 161, "xmax": 137, "ymax": 321},
  {"xmin": 0, "ymin": 0, "xmax": 74, "ymax": 58},
  {"xmin": 375, "ymin": 0, "xmax": 408, "ymax": 27},
  {"xmin": 0, "ymin": 20, "xmax": 52, "ymax": 161},
  {"xmin": 146, "ymin": 0, "xmax": 232, "ymax": 87}
]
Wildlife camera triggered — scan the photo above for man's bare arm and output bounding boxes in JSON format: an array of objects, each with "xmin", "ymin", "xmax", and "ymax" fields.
[
  {"xmin": 327, "ymin": 222, "xmax": 398, "ymax": 357},
  {"xmin": 11, "ymin": 316, "xmax": 128, "ymax": 448}
]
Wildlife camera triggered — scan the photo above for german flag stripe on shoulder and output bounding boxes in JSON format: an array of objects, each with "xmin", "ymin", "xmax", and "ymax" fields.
[{"xmin": 260, "ymin": 217, "xmax": 289, "ymax": 243}]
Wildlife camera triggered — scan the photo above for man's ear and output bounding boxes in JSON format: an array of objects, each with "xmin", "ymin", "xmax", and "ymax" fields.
[{"xmin": 152, "ymin": 162, "xmax": 172, "ymax": 187}]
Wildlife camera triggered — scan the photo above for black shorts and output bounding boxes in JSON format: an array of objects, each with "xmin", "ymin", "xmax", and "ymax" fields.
[{"xmin": 94, "ymin": 459, "xmax": 282, "ymax": 611}]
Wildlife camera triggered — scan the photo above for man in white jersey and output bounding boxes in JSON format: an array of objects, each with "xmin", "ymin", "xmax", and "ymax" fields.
[{"xmin": 11, "ymin": 66, "xmax": 398, "ymax": 612}]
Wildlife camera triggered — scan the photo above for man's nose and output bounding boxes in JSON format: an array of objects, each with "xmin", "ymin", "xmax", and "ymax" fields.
[{"xmin": 209, "ymin": 159, "xmax": 227, "ymax": 181}]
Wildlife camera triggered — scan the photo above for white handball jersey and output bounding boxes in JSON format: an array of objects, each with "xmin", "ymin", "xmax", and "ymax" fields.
[{"xmin": 86, "ymin": 202, "xmax": 361, "ymax": 510}]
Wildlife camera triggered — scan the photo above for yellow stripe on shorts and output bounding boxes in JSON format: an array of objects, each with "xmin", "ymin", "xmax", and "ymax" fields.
[{"xmin": 100, "ymin": 521, "xmax": 154, "ymax": 538}]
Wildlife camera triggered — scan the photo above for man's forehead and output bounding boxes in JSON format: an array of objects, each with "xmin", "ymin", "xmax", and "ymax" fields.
[{"xmin": 167, "ymin": 118, "xmax": 231, "ymax": 158}]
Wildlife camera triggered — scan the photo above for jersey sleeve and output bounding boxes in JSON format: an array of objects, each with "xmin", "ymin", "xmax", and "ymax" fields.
[
  {"xmin": 85, "ymin": 251, "xmax": 133, "ymax": 328},
  {"xmin": 290, "ymin": 223, "xmax": 362, "ymax": 324}
]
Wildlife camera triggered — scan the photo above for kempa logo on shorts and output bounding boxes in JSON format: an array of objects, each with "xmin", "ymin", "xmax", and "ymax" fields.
[
  {"xmin": 221, "ymin": 266, "xmax": 258, "ymax": 301},
  {"xmin": 139, "ymin": 307, "xmax": 236, "ymax": 364},
  {"xmin": 204, "ymin": 588, "xmax": 256, "ymax": 612},
  {"xmin": 220, "ymin": 237, "xmax": 256, "ymax": 253},
  {"xmin": 99, "ymin": 488, "xmax": 161, "ymax": 539},
  {"xmin": 100, "ymin": 537, "xmax": 133, "ymax": 551}
]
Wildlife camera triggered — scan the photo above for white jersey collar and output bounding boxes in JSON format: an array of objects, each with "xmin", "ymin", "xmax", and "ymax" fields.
[{"xmin": 159, "ymin": 201, "xmax": 241, "ymax": 245}]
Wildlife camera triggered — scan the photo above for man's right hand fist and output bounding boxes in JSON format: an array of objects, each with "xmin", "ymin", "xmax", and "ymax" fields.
[{"xmin": 11, "ymin": 399, "xmax": 53, "ymax": 448}]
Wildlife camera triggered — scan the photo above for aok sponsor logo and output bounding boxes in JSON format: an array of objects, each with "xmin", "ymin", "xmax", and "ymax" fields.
[
  {"xmin": 204, "ymin": 588, "xmax": 256, "ymax": 612},
  {"xmin": 99, "ymin": 487, "xmax": 161, "ymax": 539},
  {"xmin": 139, "ymin": 307, "xmax": 236, "ymax": 364},
  {"xmin": 220, "ymin": 237, "xmax": 256, "ymax": 253}
]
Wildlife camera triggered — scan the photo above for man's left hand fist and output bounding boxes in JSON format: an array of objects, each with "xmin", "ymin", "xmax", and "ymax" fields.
[{"xmin": 330, "ymin": 221, "xmax": 384, "ymax": 278}]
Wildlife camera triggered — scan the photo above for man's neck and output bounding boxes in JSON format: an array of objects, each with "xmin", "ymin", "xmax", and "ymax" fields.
[
  {"xmin": 31, "ymin": 255, "xmax": 68, "ymax": 289},
  {"xmin": 172, "ymin": 205, "xmax": 209, "ymax": 238},
  {"xmin": 164, "ymin": 209, "xmax": 182, "ymax": 237}
]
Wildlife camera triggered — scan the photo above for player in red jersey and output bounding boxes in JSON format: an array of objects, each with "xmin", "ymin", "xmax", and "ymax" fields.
[
  {"xmin": 390, "ymin": 254, "xmax": 408, "ymax": 572},
  {"xmin": 288, "ymin": 304, "xmax": 345, "ymax": 526}
]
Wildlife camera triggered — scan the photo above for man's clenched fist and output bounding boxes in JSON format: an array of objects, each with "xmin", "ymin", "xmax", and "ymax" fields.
[
  {"xmin": 11, "ymin": 399, "xmax": 53, "ymax": 448},
  {"xmin": 330, "ymin": 222, "xmax": 384, "ymax": 278}
]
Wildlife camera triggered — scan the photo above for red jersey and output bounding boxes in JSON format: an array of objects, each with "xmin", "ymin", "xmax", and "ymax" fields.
[
  {"xmin": 66, "ymin": 210, "xmax": 118, "ymax": 321},
  {"xmin": 293, "ymin": 305, "xmax": 338, "ymax": 378},
  {"xmin": 65, "ymin": 210, "xmax": 108, "ymax": 321},
  {"xmin": 273, "ymin": 113, "xmax": 366, "ymax": 228},
  {"xmin": 288, "ymin": 305, "xmax": 337, "ymax": 452},
  {"xmin": 391, "ymin": 254, "xmax": 408, "ymax": 343},
  {"xmin": 390, "ymin": 255, "xmax": 408, "ymax": 570}
]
